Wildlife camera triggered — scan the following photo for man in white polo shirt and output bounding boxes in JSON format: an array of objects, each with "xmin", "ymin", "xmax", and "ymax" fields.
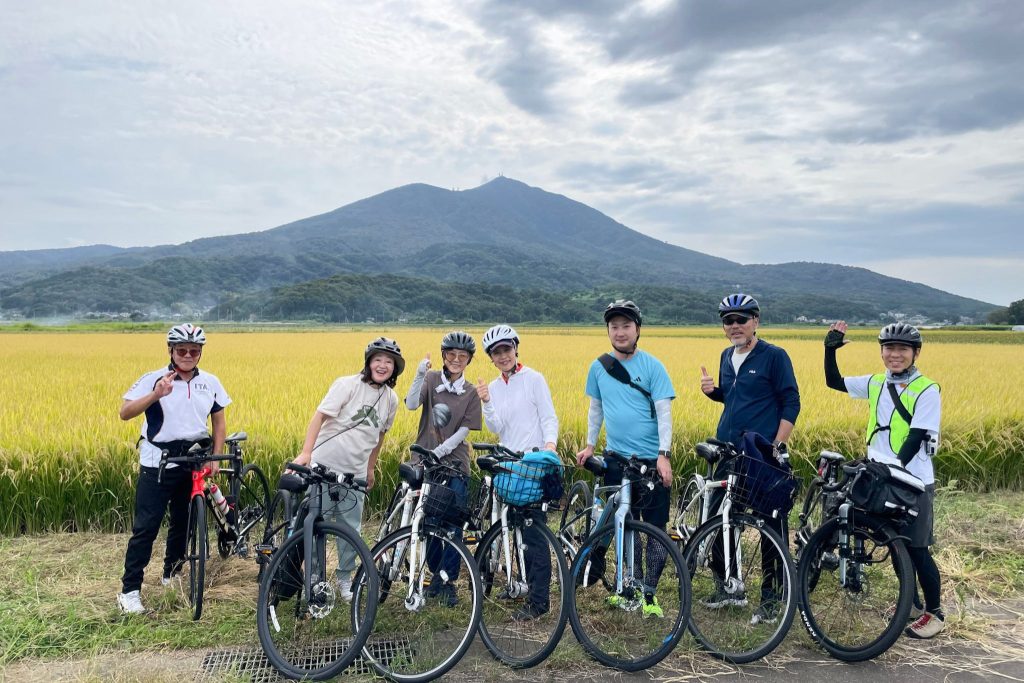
[{"xmin": 117, "ymin": 323, "xmax": 231, "ymax": 614}]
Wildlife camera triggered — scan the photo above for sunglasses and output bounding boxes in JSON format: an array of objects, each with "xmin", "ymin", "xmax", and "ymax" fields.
[
  {"xmin": 173, "ymin": 347, "xmax": 202, "ymax": 357},
  {"xmin": 443, "ymin": 350, "xmax": 471, "ymax": 362},
  {"xmin": 722, "ymin": 315, "xmax": 752, "ymax": 326}
]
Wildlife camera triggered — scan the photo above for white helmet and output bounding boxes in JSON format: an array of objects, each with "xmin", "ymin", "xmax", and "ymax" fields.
[
  {"xmin": 167, "ymin": 323, "xmax": 206, "ymax": 346},
  {"xmin": 482, "ymin": 324, "xmax": 520, "ymax": 355}
]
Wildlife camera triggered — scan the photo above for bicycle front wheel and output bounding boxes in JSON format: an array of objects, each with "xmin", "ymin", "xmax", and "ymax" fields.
[
  {"xmin": 186, "ymin": 495, "xmax": 206, "ymax": 621},
  {"xmin": 684, "ymin": 513, "xmax": 796, "ymax": 663},
  {"xmin": 568, "ymin": 519, "xmax": 690, "ymax": 671},
  {"xmin": 353, "ymin": 524, "xmax": 483, "ymax": 683},
  {"xmin": 256, "ymin": 521, "xmax": 379, "ymax": 680},
  {"xmin": 558, "ymin": 481, "xmax": 591, "ymax": 561},
  {"xmin": 673, "ymin": 476, "xmax": 703, "ymax": 547},
  {"xmin": 794, "ymin": 483, "xmax": 825, "ymax": 561},
  {"xmin": 475, "ymin": 514, "xmax": 570, "ymax": 668},
  {"xmin": 797, "ymin": 516, "xmax": 914, "ymax": 662}
]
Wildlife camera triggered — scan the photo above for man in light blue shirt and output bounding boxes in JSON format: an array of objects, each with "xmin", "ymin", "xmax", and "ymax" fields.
[{"xmin": 576, "ymin": 299, "xmax": 675, "ymax": 617}]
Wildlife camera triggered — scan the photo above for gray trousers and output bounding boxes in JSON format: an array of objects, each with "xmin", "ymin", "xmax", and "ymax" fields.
[{"xmin": 319, "ymin": 483, "xmax": 365, "ymax": 579}]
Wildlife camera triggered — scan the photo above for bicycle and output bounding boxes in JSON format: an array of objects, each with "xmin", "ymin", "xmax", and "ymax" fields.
[
  {"xmin": 797, "ymin": 459, "xmax": 921, "ymax": 662},
  {"xmin": 566, "ymin": 451, "xmax": 690, "ymax": 672},
  {"xmin": 255, "ymin": 462, "xmax": 380, "ymax": 681},
  {"xmin": 794, "ymin": 450, "xmax": 847, "ymax": 561},
  {"xmin": 679, "ymin": 438, "xmax": 798, "ymax": 663},
  {"xmin": 471, "ymin": 442, "xmax": 570, "ymax": 669},
  {"xmin": 158, "ymin": 434, "xmax": 266, "ymax": 620},
  {"xmin": 351, "ymin": 444, "xmax": 483, "ymax": 683},
  {"xmin": 214, "ymin": 432, "xmax": 271, "ymax": 561}
]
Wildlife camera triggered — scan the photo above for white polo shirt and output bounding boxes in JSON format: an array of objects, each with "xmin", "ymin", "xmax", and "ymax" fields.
[{"xmin": 124, "ymin": 365, "xmax": 232, "ymax": 468}]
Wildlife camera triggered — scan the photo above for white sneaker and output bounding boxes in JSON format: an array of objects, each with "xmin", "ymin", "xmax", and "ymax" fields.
[
  {"xmin": 117, "ymin": 590, "xmax": 146, "ymax": 614},
  {"xmin": 160, "ymin": 573, "xmax": 181, "ymax": 587},
  {"xmin": 337, "ymin": 577, "xmax": 353, "ymax": 602}
]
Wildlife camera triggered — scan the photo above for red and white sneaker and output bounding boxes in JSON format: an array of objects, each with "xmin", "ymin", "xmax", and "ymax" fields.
[{"xmin": 905, "ymin": 611, "xmax": 945, "ymax": 639}]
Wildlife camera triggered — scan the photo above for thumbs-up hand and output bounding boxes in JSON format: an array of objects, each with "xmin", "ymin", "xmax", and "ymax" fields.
[
  {"xmin": 475, "ymin": 378, "xmax": 490, "ymax": 403},
  {"xmin": 700, "ymin": 366, "xmax": 715, "ymax": 395},
  {"xmin": 417, "ymin": 353, "xmax": 432, "ymax": 375}
]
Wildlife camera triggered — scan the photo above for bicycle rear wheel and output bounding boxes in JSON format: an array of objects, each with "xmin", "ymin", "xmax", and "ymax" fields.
[
  {"xmin": 568, "ymin": 519, "xmax": 690, "ymax": 671},
  {"xmin": 353, "ymin": 524, "xmax": 483, "ymax": 683},
  {"xmin": 235, "ymin": 463, "xmax": 270, "ymax": 553},
  {"xmin": 797, "ymin": 517, "xmax": 914, "ymax": 661},
  {"xmin": 256, "ymin": 521, "xmax": 379, "ymax": 680},
  {"xmin": 558, "ymin": 481, "xmax": 591, "ymax": 561},
  {"xmin": 684, "ymin": 513, "xmax": 796, "ymax": 663},
  {"xmin": 475, "ymin": 514, "xmax": 569, "ymax": 668},
  {"xmin": 186, "ymin": 495, "xmax": 206, "ymax": 621},
  {"xmin": 795, "ymin": 483, "xmax": 825, "ymax": 561}
]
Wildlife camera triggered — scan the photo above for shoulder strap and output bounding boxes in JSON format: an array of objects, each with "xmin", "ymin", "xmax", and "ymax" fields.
[
  {"xmin": 886, "ymin": 381, "xmax": 914, "ymax": 425},
  {"xmin": 598, "ymin": 354, "xmax": 655, "ymax": 418}
]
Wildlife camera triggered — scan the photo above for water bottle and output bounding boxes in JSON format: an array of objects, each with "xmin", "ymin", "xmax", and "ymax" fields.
[{"xmin": 209, "ymin": 483, "xmax": 232, "ymax": 531}]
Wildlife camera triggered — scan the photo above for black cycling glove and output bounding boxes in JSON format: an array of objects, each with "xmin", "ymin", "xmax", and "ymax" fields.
[{"xmin": 824, "ymin": 329, "xmax": 848, "ymax": 349}]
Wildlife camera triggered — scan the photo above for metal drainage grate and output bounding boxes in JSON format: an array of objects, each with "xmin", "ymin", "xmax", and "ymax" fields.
[{"xmin": 198, "ymin": 637, "xmax": 414, "ymax": 682}]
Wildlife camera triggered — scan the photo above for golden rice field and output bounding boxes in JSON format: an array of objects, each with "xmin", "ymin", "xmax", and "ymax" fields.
[{"xmin": 1, "ymin": 326, "xmax": 1023, "ymax": 535}]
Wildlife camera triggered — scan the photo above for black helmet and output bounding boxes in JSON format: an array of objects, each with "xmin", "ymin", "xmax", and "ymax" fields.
[
  {"xmin": 365, "ymin": 337, "xmax": 405, "ymax": 378},
  {"xmin": 718, "ymin": 294, "xmax": 760, "ymax": 318},
  {"xmin": 878, "ymin": 323, "xmax": 922, "ymax": 349},
  {"xmin": 603, "ymin": 299, "xmax": 642, "ymax": 327},
  {"xmin": 441, "ymin": 330, "xmax": 476, "ymax": 356}
]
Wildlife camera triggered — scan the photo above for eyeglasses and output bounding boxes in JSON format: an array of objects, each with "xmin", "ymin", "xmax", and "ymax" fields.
[
  {"xmin": 173, "ymin": 347, "xmax": 202, "ymax": 357},
  {"xmin": 722, "ymin": 315, "xmax": 752, "ymax": 326},
  {"xmin": 443, "ymin": 350, "xmax": 471, "ymax": 362}
]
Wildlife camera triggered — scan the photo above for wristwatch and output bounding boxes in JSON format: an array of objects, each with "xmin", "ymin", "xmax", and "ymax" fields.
[{"xmin": 658, "ymin": 450, "xmax": 671, "ymax": 459}]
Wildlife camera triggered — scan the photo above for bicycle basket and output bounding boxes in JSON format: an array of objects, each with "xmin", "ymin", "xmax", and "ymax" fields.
[
  {"xmin": 422, "ymin": 473, "xmax": 471, "ymax": 525},
  {"xmin": 847, "ymin": 460, "xmax": 924, "ymax": 521},
  {"xmin": 492, "ymin": 450, "xmax": 563, "ymax": 507},
  {"xmin": 728, "ymin": 453, "xmax": 798, "ymax": 519}
]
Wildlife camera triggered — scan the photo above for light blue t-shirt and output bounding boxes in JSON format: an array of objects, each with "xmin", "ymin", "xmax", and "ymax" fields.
[{"xmin": 585, "ymin": 350, "xmax": 675, "ymax": 459}]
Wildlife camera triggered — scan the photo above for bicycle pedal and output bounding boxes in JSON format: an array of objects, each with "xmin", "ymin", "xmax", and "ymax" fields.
[{"xmin": 669, "ymin": 531, "xmax": 683, "ymax": 541}]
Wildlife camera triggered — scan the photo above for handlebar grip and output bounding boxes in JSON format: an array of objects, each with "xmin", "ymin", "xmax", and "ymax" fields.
[
  {"xmin": 409, "ymin": 444, "xmax": 434, "ymax": 458},
  {"xmin": 603, "ymin": 451, "xmax": 629, "ymax": 465},
  {"xmin": 471, "ymin": 442, "xmax": 497, "ymax": 452},
  {"xmin": 584, "ymin": 456, "xmax": 607, "ymax": 475},
  {"xmin": 287, "ymin": 462, "xmax": 312, "ymax": 475},
  {"xmin": 352, "ymin": 478, "xmax": 368, "ymax": 489}
]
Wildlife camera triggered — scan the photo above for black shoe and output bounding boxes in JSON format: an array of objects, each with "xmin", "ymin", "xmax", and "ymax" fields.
[
  {"xmin": 513, "ymin": 603, "xmax": 549, "ymax": 621},
  {"xmin": 425, "ymin": 578, "xmax": 444, "ymax": 598},
  {"xmin": 439, "ymin": 582, "xmax": 459, "ymax": 608}
]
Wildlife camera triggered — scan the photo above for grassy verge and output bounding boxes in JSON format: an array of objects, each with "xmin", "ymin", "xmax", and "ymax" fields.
[{"xmin": 1, "ymin": 490, "xmax": 1021, "ymax": 676}]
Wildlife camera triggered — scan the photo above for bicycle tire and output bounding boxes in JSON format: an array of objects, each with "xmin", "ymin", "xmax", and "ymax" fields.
[
  {"xmin": 568, "ymin": 519, "xmax": 690, "ymax": 672},
  {"xmin": 236, "ymin": 463, "xmax": 271, "ymax": 550},
  {"xmin": 256, "ymin": 521, "xmax": 379, "ymax": 681},
  {"xmin": 475, "ymin": 514, "xmax": 570, "ymax": 668},
  {"xmin": 797, "ymin": 516, "xmax": 915, "ymax": 662},
  {"xmin": 673, "ymin": 476, "xmax": 703, "ymax": 547},
  {"xmin": 684, "ymin": 513, "xmax": 796, "ymax": 663},
  {"xmin": 353, "ymin": 524, "xmax": 483, "ymax": 683},
  {"xmin": 375, "ymin": 484, "xmax": 406, "ymax": 543},
  {"xmin": 794, "ymin": 483, "xmax": 824, "ymax": 561},
  {"xmin": 558, "ymin": 481, "xmax": 592, "ymax": 560},
  {"xmin": 187, "ymin": 495, "xmax": 206, "ymax": 621}
]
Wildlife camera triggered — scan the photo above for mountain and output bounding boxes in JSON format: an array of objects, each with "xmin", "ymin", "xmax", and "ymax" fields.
[{"xmin": 0, "ymin": 177, "xmax": 996, "ymax": 322}]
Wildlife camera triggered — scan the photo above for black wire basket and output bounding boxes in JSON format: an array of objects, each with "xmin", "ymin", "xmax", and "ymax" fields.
[
  {"xmin": 727, "ymin": 453, "xmax": 798, "ymax": 519},
  {"xmin": 421, "ymin": 473, "xmax": 471, "ymax": 526}
]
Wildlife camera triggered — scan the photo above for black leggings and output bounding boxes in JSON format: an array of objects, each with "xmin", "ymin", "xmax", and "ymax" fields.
[{"xmin": 907, "ymin": 546, "xmax": 942, "ymax": 612}]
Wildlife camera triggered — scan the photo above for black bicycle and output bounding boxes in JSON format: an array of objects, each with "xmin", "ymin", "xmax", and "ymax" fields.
[
  {"xmin": 255, "ymin": 462, "xmax": 379, "ymax": 681},
  {"xmin": 797, "ymin": 460, "xmax": 921, "ymax": 661}
]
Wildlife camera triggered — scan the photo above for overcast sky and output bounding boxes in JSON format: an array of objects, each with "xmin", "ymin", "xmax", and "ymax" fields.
[{"xmin": 2, "ymin": 1, "xmax": 1021, "ymax": 305}]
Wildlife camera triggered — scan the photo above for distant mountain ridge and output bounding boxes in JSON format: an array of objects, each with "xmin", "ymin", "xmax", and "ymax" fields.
[{"xmin": 0, "ymin": 177, "xmax": 995, "ymax": 322}]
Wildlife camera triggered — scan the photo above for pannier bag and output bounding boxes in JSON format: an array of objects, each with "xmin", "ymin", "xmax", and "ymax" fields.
[
  {"xmin": 848, "ymin": 460, "xmax": 925, "ymax": 520},
  {"xmin": 493, "ymin": 449, "xmax": 564, "ymax": 507}
]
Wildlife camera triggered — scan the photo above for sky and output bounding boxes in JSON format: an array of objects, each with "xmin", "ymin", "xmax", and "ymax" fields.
[{"xmin": 2, "ymin": 1, "xmax": 1022, "ymax": 305}]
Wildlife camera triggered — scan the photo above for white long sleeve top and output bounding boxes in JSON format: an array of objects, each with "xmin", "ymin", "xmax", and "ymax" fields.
[{"xmin": 481, "ymin": 365, "xmax": 559, "ymax": 452}]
